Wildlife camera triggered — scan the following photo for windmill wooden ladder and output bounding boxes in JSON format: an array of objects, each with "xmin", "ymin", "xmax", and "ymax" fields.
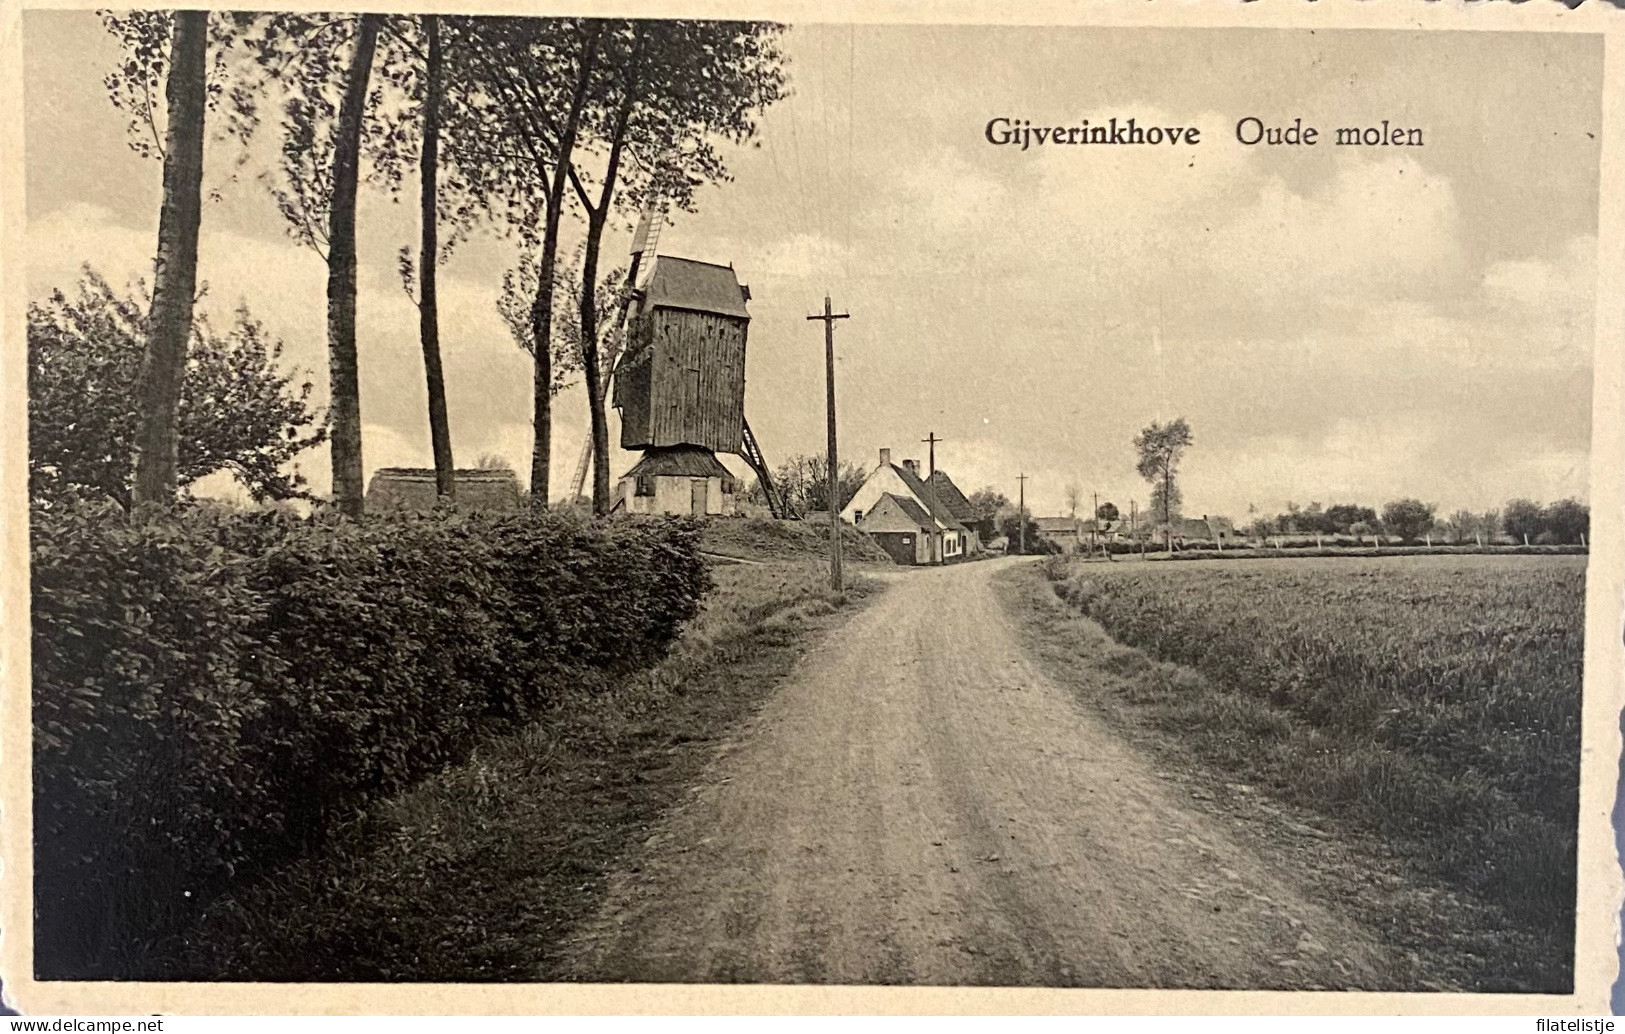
[{"xmin": 740, "ymin": 417, "xmax": 792, "ymax": 519}]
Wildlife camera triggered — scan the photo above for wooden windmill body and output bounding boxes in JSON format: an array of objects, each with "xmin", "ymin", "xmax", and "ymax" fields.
[{"xmin": 612, "ymin": 255, "xmax": 789, "ymax": 517}]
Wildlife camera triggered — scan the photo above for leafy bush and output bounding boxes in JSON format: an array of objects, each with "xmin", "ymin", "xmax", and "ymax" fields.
[
  {"xmin": 32, "ymin": 503, "xmax": 709, "ymax": 976},
  {"xmin": 28, "ymin": 269, "xmax": 325, "ymax": 508},
  {"xmin": 32, "ymin": 502, "xmax": 275, "ymax": 971}
]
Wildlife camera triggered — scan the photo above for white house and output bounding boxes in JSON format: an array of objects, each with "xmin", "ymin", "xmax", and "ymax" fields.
[
  {"xmin": 614, "ymin": 444, "xmax": 740, "ymax": 516},
  {"xmin": 841, "ymin": 448, "xmax": 969, "ymax": 564}
]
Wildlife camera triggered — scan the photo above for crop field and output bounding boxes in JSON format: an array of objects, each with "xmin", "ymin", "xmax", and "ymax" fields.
[{"xmin": 1048, "ymin": 554, "xmax": 1585, "ymax": 954}]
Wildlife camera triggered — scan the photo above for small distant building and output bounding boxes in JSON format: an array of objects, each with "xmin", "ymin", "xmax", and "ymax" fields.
[
  {"xmin": 1033, "ymin": 516, "xmax": 1081, "ymax": 550},
  {"xmin": 842, "ymin": 449, "xmax": 969, "ymax": 564},
  {"xmin": 1079, "ymin": 517, "xmax": 1128, "ymax": 542},
  {"xmin": 614, "ymin": 444, "xmax": 742, "ymax": 517},
  {"xmin": 1139, "ymin": 514, "xmax": 1239, "ymax": 546},
  {"xmin": 365, "ymin": 467, "xmax": 521, "ymax": 513}
]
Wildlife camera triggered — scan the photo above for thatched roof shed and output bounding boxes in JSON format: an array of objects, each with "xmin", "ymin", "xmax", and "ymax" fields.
[{"xmin": 365, "ymin": 467, "xmax": 521, "ymax": 513}]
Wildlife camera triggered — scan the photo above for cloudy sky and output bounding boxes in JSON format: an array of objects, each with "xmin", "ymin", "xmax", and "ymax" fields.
[{"xmin": 24, "ymin": 14, "xmax": 1603, "ymax": 518}]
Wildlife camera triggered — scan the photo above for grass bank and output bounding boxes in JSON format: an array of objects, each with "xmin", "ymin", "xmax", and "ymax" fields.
[
  {"xmin": 173, "ymin": 560, "xmax": 880, "ymax": 981},
  {"xmin": 998, "ymin": 554, "xmax": 1582, "ymax": 993},
  {"xmin": 1138, "ymin": 543, "xmax": 1586, "ymax": 561},
  {"xmin": 702, "ymin": 515, "xmax": 889, "ymax": 563}
]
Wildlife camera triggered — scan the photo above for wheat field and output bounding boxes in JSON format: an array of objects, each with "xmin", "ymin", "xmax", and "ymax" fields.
[{"xmin": 1053, "ymin": 554, "xmax": 1585, "ymax": 943}]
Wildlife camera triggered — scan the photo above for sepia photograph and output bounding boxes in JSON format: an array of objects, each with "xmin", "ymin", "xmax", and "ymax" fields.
[{"xmin": 4, "ymin": 0, "xmax": 1623, "ymax": 1015}]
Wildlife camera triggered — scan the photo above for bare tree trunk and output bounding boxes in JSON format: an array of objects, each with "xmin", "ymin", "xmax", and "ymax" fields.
[
  {"xmin": 1163, "ymin": 465, "xmax": 1172, "ymax": 552},
  {"xmin": 131, "ymin": 11, "xmax": 208, "ymax": 508},
  {"xmin": 419, "ymin": 14, "xmax": 455, "ymax": 504},
  {"xmin": 527, "ymin": 24, "xmax": 600, "ymax": 512},
  {"xmin": 579, "ymin": 213, "xmax": 611, "ymax": 514},
  {"xmin": 326, "ymin": 14, "xmax": 381, "ymax": 517},
  {"xmin": 527, "ymin": 275, "xmax": 553, "ymax": 509},
  {"xmin": 578, "ymin": 92, "xmax": 633, "ymax": 515}
]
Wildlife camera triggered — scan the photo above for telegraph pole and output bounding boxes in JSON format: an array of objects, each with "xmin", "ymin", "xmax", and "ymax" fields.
[
  {"xmin": 808, "ymin": 295, "xmax": 850, "ymax": 591},
  {"xmin": 921, "ymin": 432, "xmax": 943, "ymax": 477},
  {"xmin": 1017, "ymin": 472, "xmax": 1029, "ymax": 556},
  {"xmin": 1092, "ymin": 489, "xmax": 1099, "ymax": 558}
]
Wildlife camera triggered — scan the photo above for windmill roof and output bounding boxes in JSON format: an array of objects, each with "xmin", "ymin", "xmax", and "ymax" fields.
[
  {"xmin": 891, "ymin": 463, "xmax": 965, "ymax": 531},
  {"xmin": 624, "ymin": 445, "xmax": 733, "ymax": 479},
  {"xmin": 640, "ymin": 255, "xmax": 750, "ymax": 320}
]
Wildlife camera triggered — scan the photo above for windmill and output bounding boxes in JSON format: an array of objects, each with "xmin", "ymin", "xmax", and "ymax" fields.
[
  {"xmin": 608, "ymin": 246, "xmax": 792, "ymax": 519},
  {"xmin": 578, "ymin": 212, "xmax": 793, "ymax": 517}
]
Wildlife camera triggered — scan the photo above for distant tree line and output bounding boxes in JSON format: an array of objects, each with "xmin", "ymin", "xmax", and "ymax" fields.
[
  {"xmin": 1242, "ymin": 497, "xmax": 1589, "ymax": 546},
  {"xmin": 742, "ymin": 453, "xmax": 866, "ymax": 516}
]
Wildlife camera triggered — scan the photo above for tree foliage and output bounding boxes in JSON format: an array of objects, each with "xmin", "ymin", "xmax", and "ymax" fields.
[
  {"xmin": 28, "ymin": 269, "xmax": 326, "ymax": 509},
  {"xmin": 767, "ymin": 453, "xmax": 867, "ymax": 515},
  {"xmin": 1542, "ymin": 498, "xmax": 1589, "ymax": 545},
  {"xmin": 968, "ymin": 487, "xmax": 1010, "ymax": 520},
  {"xmin": 1503, "ymin": 498, "xmax": 1545, "ymax": 544},
  {"xmin": 100, "ymin": 10, "xmax": 261, "ymax": 162},
  {"xmin": 91, "ymin": 14, "xmax": 789, "ymax": 515},
  {"xmin": 1135, "ymin": 417, "xmax": 1193, "ymax": 543},
  {"xmin": 998, "ymin": 513, "xmax": 1055, "ymax": 554},
  {"xmin": 1380, "ymin": 498, "xmax": 1436, "ymax": 543},
  {"xmin": 1324, "ymin": 504, "xmax": 1378, "ymax": 535},
  {"xmin": 564, "ymin": 19, "xmax": 787, "ymax": 512}
]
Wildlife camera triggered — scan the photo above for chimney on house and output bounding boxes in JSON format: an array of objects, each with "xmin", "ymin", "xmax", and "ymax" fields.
[
  {"xmin": 903, "ymin": 459, "xmax": 920, "ymax": 476},
  {"xmin": 879, "ymin": 447, "xmax": 892, "ymax": 467}
]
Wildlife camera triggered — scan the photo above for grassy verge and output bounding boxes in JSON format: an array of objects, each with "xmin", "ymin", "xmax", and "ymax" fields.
[
  {"xmin": 996, "ymin": 558, "xmax": 1579, "ymax": 993},
  {"xmin": 701, "ymin": 515, "xmax": 889, "ymax": 563},
  {"xmin": 1139, "ymin": 544, "xmax": 1586, "ymax": 561},
  {"xmin": 172, "ymin": 561, "xmax": 880, "ymax": 981}
]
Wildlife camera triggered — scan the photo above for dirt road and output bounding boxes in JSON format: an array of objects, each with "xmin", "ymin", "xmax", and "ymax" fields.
[{"xmin": 563, "ymin": 557, "xmax": 1400, "ymax": 988}]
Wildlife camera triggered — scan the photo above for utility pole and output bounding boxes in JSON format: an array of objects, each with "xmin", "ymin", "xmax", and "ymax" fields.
[
  {"xmin": 921, "ymin": 432, "xmax": 943, "ymax": 477},
  {"xmin": 1017, "ymin": 472, "xmax": 1029, "ymax": 556},
  {"xmin": 1092, "ymin": 489, "xmax": 1099, "ymax": 558},
  {"xmin": 808, "ymin": 295, "xmax": 850, "ymax": 591}
]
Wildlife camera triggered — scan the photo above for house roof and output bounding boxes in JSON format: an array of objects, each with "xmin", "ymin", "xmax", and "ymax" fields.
[
  {"xmin": 639, "ymin": 255, "xmax": 750, "ymax": 320},
  {"xmin": 890, "ymin": 463, "xmax": 966, "ymax": 531},
  {"xmin": 884, "ymin": 492, "xmax": 935, "ymax": 528},
  {"xmin": 372, "ymin": 466, "xmax": 518, "ymax": 483},
  {"xmin": 624, "ymin": 445, "xmax": 733, "ymax": 479},
  {"xmin": 862, "ymin": 492, "xmax": 936, "ymax": 533},
  {"xmin": 926, "ymin": 470, "xmax": 979, "ymax": 521},
  {"xmin": 1034, "ymin": 516, "xmax": 1079, "ymax": 534},
  {"xmin": 1159, "ymin": 516, "xmax": 1238, "ymax": 537},
  {"xmin": 366, "ymin": 467, "xmax": 520, "ymax": 512}
]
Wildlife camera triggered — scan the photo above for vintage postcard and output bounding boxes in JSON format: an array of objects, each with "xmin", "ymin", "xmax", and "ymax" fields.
[{"xmin": 2, "ymin": 0, "xmax": 1622, "ymax": 1017}]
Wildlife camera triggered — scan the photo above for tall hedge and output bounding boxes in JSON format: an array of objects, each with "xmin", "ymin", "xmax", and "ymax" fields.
[{"xmin": 32, "ymin": 502, "xmax": 709, "ymax": 977}]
